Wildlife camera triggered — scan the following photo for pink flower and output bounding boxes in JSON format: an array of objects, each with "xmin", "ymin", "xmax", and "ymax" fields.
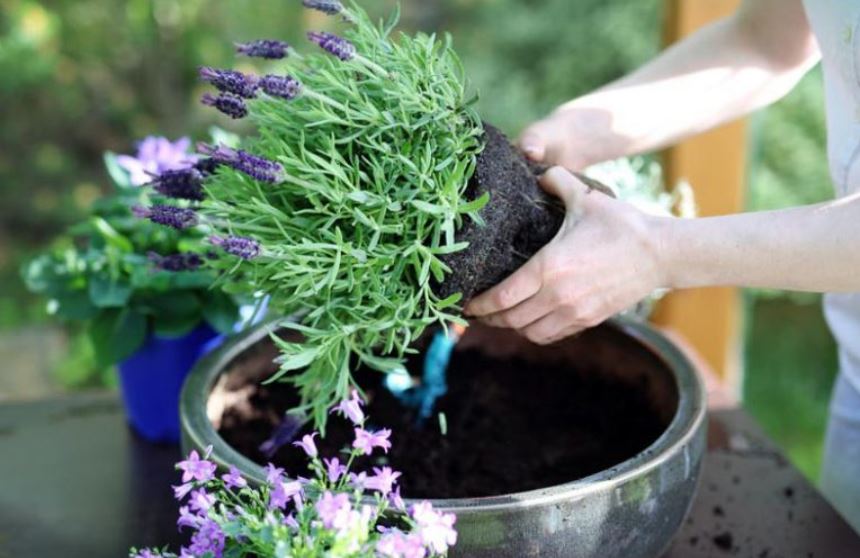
[
  {"xmin": 221, "ymin": 466, "xmax": 247, "ymax": 490},
  {"xmin": 353, "ymin": 427, "xmax": 392, "ymax": 455},
  {"xmin": 376, "ymin": 529, "xmax": 427, "ymax": 558},
  {"xmin": 116, "ymin": 136, "xmax": 197, "ymax": 186},
  {"xmin": 411, "ymin": 501, "xmax": 457, "ymax": 554},
  {"xmin": 364, "ymin": 467, "xmax": 401, "ymax": 496},
  {"xmin": 269, "ymin": 480, "xmax": 302, "ymax": 510},
  {"xmin": 293, "ymin": 433, "xmax": 318, "ymax": 458},
  {"xmin": 388, "ymin": 486, "xmax": 406, "ymax": 511},
  {"xmin": 315, "ymin": 491, "xmax": 352, "ymax": 530},
  {"xmin": 324, "ymin": 457, "xmax": 346, "ymax": 483},
  {"xmin": 333, "ymin": 390, "xmax": 365, "ymax": 425},
  {"xmin": 177, "ymin": 448, "xmax": 217, "ymax": 483}
]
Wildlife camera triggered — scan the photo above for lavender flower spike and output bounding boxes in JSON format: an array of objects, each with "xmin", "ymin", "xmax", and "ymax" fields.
[
  {"xmin": 133, "ymin": 205, "xmax": 199, "ymax": 230},
  {"xmin": 302, "ymin": 0, "xmax": 344, "ymax": 15},
  {"xmin": 210, "ymin": 235, "xmax": 261, "ymax": 260},
  {"xmin": 149, "ymin": 168, "xmax": 205, "ymax": 201},
  {"xmin": 198, "ymin": 67, "xmax": 259, "ymax": 98},
  {"xmin": 202, "ymin": 92, "xmax": 248, "ymax": 119},
  {"xmin": 259, "ymin": 75, "xmax": 302, "ymax": 101},
  {"xmin": 198, "ymin": 144, "xmax": 285, "ymax": 184},
  {"xmin": 307, "ymin": 31, "xmax": 355, "ymax": 61},
  {"xmin": 235, "ymin": 39, "xmax": 290, "ymax": 60}
]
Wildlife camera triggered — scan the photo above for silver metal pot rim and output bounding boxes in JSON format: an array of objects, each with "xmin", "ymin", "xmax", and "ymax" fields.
[{"xmin": 180, "ymin": 317, "xmax": 706, "ymax": 514}]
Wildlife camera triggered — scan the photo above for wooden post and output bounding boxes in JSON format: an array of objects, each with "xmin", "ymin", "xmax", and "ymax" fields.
[{"xmin": 651, "ymin": 0, "xmax": 747, "ymax": 397}]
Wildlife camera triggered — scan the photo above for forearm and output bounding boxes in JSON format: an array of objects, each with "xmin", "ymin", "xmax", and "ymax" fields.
[
  {"xmin": 659, "ymin": 194, "xmax": 860, "ymax": 293},
  {"xmin": 554, "ymin": 3, "xmax": 819, "ymax": 166}
]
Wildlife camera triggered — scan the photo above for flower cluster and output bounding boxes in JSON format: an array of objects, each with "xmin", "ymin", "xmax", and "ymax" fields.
[{"xmin": 130, "ymin": 393, "xmax": 457, "ymax": 558}]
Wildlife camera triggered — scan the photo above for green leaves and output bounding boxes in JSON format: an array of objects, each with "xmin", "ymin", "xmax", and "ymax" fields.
[
  {"xmin": 88, "ymin": 274, "xmax": 133, "ymax": 307},
  {"xmin": 89, "ymin": 308, "xmax": 148, "ymax": 366}
]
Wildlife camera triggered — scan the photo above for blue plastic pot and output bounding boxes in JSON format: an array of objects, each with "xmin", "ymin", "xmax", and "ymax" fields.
[{"xmin": 118, "ymin": 323, "xmax": 223, "ymax": 443}]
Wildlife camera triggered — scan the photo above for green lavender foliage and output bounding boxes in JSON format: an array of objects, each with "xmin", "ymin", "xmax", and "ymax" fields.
[{"xmin": 203, "ymin": 3, "xmax": 485, "ymax": 427}]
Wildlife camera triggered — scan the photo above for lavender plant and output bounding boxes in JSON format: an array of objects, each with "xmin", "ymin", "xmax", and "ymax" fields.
[
  {"xmin": 130, "ymin": 392, "xmax": 457, "ymax": 558},
  {"xmin": 135, "ymin": 1, "xmax": 484, "ymax": 427}
]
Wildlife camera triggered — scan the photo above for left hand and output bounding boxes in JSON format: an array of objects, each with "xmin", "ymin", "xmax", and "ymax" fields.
[{"xmin": 463, "ymin": 166, "xmax": 668, "ymax": 345}]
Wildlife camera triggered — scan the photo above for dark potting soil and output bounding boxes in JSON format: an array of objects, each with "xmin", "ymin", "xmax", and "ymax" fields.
[
  {"xmin": 434, "ymin": 123, "xmax": 613, "ymax": 301},
  {"xmin": 217, "ymin": 339, "xmax": 667, "ymax": 499}
]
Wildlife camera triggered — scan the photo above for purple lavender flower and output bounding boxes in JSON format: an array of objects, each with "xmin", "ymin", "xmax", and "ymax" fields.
[
  {"xmin": 188, "ymin": 518, "xmax": 225, "ymax": 558},
  {"xmin": 315, "ymin": 491, "xmax": 352, "ymax": 530},
  {"xmin": 198, "ymin": 144, "xmax": 285, "ymax": 184},
  {"xmin": 221, "ymin": 466, "xmax": 247, "ymax": 490},
  {"xmin": 323, "ymin": 457, "xmax": 346, "ymax": 483},
  {"xmin": 149, "ymin": 252, "xmax": 204, "ymax": 272},
  {"xmin": 333, "ymin": 389, "xmax": 365, "ymax": 425},
  {"xmin": 198, "ymin": 67, "xmax": 259, "ymax": 98},
  {"xmin": 209, "ymin": 235, "xmax": 261, "ymax": 260},
  {"xmin": 202, "ymin": 92, "xmax": 248, "ymax": 119},
  {"xmin": 177, "ymin": 449, "xmax": 217, "ymax": 483},
  {"xmin": 259, "ymin": 74, "xmax": 302, "ymax": 100},
  {"xmin": 149, "ymin": 168, "xmax": 205, "ymax": 201},
  {"xmin": 411, "ymin": 501, "xmax": 457, "ymax": 554},
  {"xmin": 293, "ymin": 433, "xmax": 318, "ymax": 458},
  {"xmin": 307, "ymin": 31, "xmax": 355, "ymax": 61},
  {"xmin": 269, "ymin": 480, "xmax": 303, "ymax": 510},
  {"xmin": 194, "ymin": 157, "xmax": 219, "ymax": 176},
  {"xmin": 302, "ymin": 0, "xmax": 344, "ymax": 15},
  {"xmin": 116, "ymin": 136, "xmax": 197, "ymax": 186},
  {"xmin": 235, "ymin": 39, "xmax": 290, "ymax": 59},
  {"xmin": 133, "ymin": 205, "xmax": 199, "ymax": 230},
  {"xmin": 364, "ymin": 466, "xmax": 401, "ymax": 496},
  {"xmin": 189, "ymin": 489, "xmax": 215, "ymax": 513},
  {"xmin": 172, "ymin": 482, "xmax": 194, "ymax": 501},
  {"xmin": 353, "ymin": 427, "xmax": 392, "ymax": 455}
]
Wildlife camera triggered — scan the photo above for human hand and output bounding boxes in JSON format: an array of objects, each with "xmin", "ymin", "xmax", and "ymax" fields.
[
  {"xmin": 463, "ymin": 167, "xmax": 668, "ymax": 345},
  {"xmin": 518, "ymin": 105, "xmax": 615, "ymax": 170}
]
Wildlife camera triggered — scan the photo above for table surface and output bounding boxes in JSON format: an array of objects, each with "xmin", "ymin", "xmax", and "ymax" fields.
[{"xmin": 1, "ymin": 393, "xmax": 859, "ymax": 558}]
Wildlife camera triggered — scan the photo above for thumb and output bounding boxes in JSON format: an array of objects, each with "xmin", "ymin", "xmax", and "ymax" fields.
[
  {"xmin": 539, "ymin": 166, "xmax": 590, "ymax": 218},
  {"xmin": 518, "ymin": 121, "xmax": 551, "ymax": 162}
]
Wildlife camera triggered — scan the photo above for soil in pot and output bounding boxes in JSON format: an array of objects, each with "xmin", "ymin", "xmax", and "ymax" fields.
[{"xmin": 215, "ymin": 329, "xmax": 669, "ymax": 499}]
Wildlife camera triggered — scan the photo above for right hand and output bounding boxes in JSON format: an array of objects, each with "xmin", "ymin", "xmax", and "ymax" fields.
[{"xmin": 518, "ymin": 105, "xmax": 614, "ymax": 170}]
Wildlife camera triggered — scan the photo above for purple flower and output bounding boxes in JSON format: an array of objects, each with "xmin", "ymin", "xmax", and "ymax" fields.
[
  {"xmin": 411, "ymin": 501, "xmax": 457, "ymax": 554},
  {"xmin": 188, "ymin": 518, "xmax": 225, "ymax": 558},
  {"xmin": 376, "ymin": 530, "xmax": 427, "ymax": 558},
  {"xmin": 269, "ymin": 480, "xmax": 303, "ymax": 510},
  {"xmin": 177, "ymin": 449, "xmax": 217, "ymax": 483},
  {"xmin": 353, "ymin": 427, "xmax": 391, "ymax": 455},
  {"xmin": 265, "ymin": 464, "xmax": 285, "ymax": 485},
  {"xmin": 315, "ymin": 491, "xmax": 352, "ymax": 530},
  {"xmin": 198, "ymin": 67, "xmax": 259, "ymax": 98},
  {"xmin": 133, "ymin": 205, "xmax": 199, "ymax": 230},
  {"xmin": 302, "ymin": 0, "xmax": 344, "ymax": 15},
  {"xmin": 188, "ymin": 488, "xmax": 215, "ymax": 513},
  {"xmin": 194, "ymin": 157, "xmax": 219, "ymax": 176},
  {"xmin": 172, "ymin": 482, "xmax": 194, "ymax": 501},
  {"xmin": 149, "ymin": 168, "xmax": 205, "ymax": 201},
  {"xmin": 235, "ymin": 39, "xmax": 290, "ymax": 59},
  {"xmin": 198, "ymin": 144, "xmax": 285, "ymax": 184},
  {"xmin": 259, "ymin": 74, "xmax": 302, "ymax": 101},
  {"xmin": 177, "ymin": 505, "xmax": 202, "ymax": 531},
  {"xmin": 323, "ymin": 457, "xmax": 346, "ymax": 483},
  {"xmin": 364, "ymin": 466, "xmax": 401, "ymax": 496},
  {"xmin": 333, "ymin": 389, "xmax": 365, "ymax": 425},
  {"xmin": 221, "ymin": 466, "xmax": 247, "ymax": 490},
  {"xmin": 293, "ymin": 433, "xmax": 318, "ymax": 458},
  {"xmin": 388, "ymin": 486, "xmax": 406, "ymax": 511},
  {"xmin": 307, "ymin": 31, "xmax": 355, "ymax": 61},
  {"xmin": 202, "ymin": 92, "xmax": 248, "ymax": 119},
  {"xmin": 209, "ymin": 235, "xmax": 261, "ymax": 260},
  {"xmin": 284, "ymin": 514, "xmax": 300, "ymax": 529},
  {"xmin": 116, "ymin": 136, "xmax": 197, "ymax": 186},
  {"xmin": 149, "ymin": 252, "xmax": 204, "ymax": 272}
]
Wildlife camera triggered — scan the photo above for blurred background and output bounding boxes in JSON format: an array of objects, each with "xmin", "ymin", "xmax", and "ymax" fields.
[{"xmin": 0, "ymin": 0, "xmax": 836, "ymax": 481}]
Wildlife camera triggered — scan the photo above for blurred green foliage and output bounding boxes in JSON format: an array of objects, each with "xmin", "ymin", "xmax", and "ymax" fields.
[{"xmin": 0, "ymin": 0, "xmax": 840, "ymax": 476}]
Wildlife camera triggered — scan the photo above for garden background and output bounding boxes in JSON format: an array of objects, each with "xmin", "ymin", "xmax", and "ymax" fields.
[{"xmin": 0, "ymin": 0, "xmax": 837, "ymax": 480}]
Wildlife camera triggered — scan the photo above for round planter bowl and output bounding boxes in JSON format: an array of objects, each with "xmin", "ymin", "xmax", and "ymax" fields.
[{"xmin": 181, "ymin": 319, "xmax": 707, "ymax": 558}]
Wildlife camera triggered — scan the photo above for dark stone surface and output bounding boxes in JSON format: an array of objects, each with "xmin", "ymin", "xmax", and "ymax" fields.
[{"xmin": 1, "ymin": 393, "xmax": 859, "ymax": 557}]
